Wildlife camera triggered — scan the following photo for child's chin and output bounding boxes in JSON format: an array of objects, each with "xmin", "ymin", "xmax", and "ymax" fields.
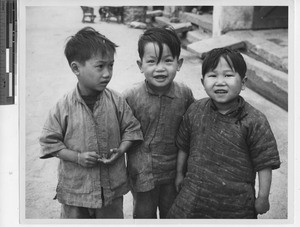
[
  {"xmin": 154, "ymin": 79, "xmax": 173, "ymax": 86},
  {"xmin": 154, "ymin": 83, "xmax": 172, "ymax": 90},
  {"xmin": 96, "ymin": 86, "xmax": 107, "ymax": 92}
]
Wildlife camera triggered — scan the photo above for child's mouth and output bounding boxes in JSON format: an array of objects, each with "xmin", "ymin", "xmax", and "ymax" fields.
[
  {"xmin": 154, "ymin": 75, "xmax": 167, "ymax": 80},
  {"xmin": 215, "ymin": 90, "xmax": 227, "ymax": 94},
  {"xmin": 99, "ymin": 81, "xmax": 110, "ymax": 86}
]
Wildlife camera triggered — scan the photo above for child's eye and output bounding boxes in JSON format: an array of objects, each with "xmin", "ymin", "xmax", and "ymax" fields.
[
  {"xmin": 97, "ymin": 65, "xmax": 104, "ymax": 69},
  {"xmin": 225, "ymin": 73, "xmax": 234, "ymax": 77},
  {"xmin": 147, "ymin": 60, "xmax": 156, "ymax": 64},
  {"xmin": 207, "ymin": 74, "xmax": 216, "ymax": 77},
  {"xmin": 165, "ymin": 58, "xmax": 174, "ymax": 63}
]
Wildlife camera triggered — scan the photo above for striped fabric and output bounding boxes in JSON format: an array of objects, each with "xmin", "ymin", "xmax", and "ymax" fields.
[{"xmin": 168, "ymin": 96, "xmax": 280, "ymax": 218}]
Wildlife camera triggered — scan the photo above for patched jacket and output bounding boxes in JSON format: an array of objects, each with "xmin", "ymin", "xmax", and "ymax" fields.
[
  {"xmin": 123, "ymin": 81, "xmax": 194, "ymax": 192},
  {"xmin": 170, "ymin": 96, "xmax": 281, "ymax": 218},
  {"xmin": 39, "ymin": 86, "xmax": 143, "ymax": 208}
]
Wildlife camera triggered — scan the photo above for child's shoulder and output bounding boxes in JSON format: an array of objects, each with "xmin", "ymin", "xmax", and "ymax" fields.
[
  {"xmin": 122, "ymin": 81, "xmax": 145, "ymax": 98},
  {"xmin": 103, "ymin": 87, "xmax": 128, "ymax": 105},
  {"xmin": 173, "ymin": 81, "xmax": 193, "ymax": 93},
  {"xmin": 46, "ymin": 88, "xmax": 76, "ymax": 116},
  {"xmin": 193, "ymin": 97, "xmax": 210, "ymax": 107},
  {"xmin": 105, "ymin": 87, "xmax": 121, "ymax": 97},
  {"xmin": 185, "ymin": 97, "xmax": 210, "ymax": 114},
  {"xmin": 54, "ymin": 88, "xmax": 76, "ymax": 108},
  {"xmin": 243, "ymin": 100, "xmax": 269, "ymax": 123}
]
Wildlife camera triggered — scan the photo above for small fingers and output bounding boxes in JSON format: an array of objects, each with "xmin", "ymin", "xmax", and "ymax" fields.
[
  {"xmin": 109, "ymin": 148, "xmax": 118, "ymax": 155},
  {"xmin": 98, "ymin": 153, "xmax": 118, "ymax": 164},
  {"xmin": 89, "ymin": 153, "xmax": 101, "ymax": 159},
  {"xmin": 176, "ymin": 184, "xmax": 182, "ymax": 192}
]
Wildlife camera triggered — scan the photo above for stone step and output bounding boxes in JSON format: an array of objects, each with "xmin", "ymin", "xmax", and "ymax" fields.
[
  {"xmin": 146, "ymin": 10, "xmax": 163, "ymax": 17},
  {"xmin": 187, "ymin": 35, "xmax": 288, "ymax": 111},
  {"xmin": 179, "ymin": 11, "xmax": 288, "ymax": 75},
  {"xmin": 186, "ymin": 29, "xmax": 211, "ymax": 43},
  {"xmin": 154, "ymin": 16, "xmax": 193, "ymax": 34},
  {"xmin": 244, "ymin": 39, "xmax": 288, "ymax": 73},
  {"xmin": 179, "ymin": 12, "xmax": 213, "ymax": 32},
  {"xmin": 242, "ymin": 54, "xmax": 288, "ymax": 111},
  {"xmin": 187, "ymin": 35, "xmax": 246, "ymax": 58},
  {"xmin": 226, "ymin": 31, "xmax": 288, "ymax": 73}
]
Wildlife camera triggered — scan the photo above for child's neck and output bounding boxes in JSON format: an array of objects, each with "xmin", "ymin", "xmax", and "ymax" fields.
[
  {"xmin": 213, "ymin": 98, "xmax": 239, "ymax": 115},
  {"xmin": 78, "ymin": 84, "xmax": 101, "ymax": 97},
  {"xmin": 146, "ymin": 81, "xmax": 172, "ymax": 96}
]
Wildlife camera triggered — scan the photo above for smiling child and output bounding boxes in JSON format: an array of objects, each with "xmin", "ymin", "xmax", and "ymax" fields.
[
  {"xmin": 167, "ymin": 47, "xmax": 281, "ymax": 219},
  {"xmin": 123, "ymin": 27, "xmax": 194, "ymax": 218}
]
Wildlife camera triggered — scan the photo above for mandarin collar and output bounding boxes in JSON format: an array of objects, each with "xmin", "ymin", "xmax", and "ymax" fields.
[
  {"xmin": 144, "ymin": 80, "xmax": 176, "ymax": 98},
  {"xmin": 74, "ymin": 83, "xmax": 102, "ymax": 103},
  {"xmin": 210, "ymin": 96, "xmax": 245, "ymax": 117}
]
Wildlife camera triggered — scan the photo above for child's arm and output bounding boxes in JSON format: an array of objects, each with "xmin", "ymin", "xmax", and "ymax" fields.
[
  {"xmin": 175, "ymin": 149, "xmax": 188, "ymax": 192},
  {"xmin": 56, "ymin": 149, "xmax": 100, "ymax": 168},
  {"xmin": 255, "ymin": 167, "xmax": 272, "ymax": 214},
  {"xmin": 98, "ymin": 141, "xmax": 133, "ymax": 164}
]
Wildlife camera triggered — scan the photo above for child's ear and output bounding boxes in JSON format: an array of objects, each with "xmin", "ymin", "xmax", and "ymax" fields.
[
  {"xmin": 70, "ymin": 61, "xmax": 80, "ymax": 76},
  {"xmin": 177, "ymin": 58, "xmax": 184, "ymax": 71},
  {"xmin": 136, "ymin": 60, "xmax": 143, "ymax": 73},
  {"xmin": 241, "ymin": 76, "xmax": 247, "ymax": 90}
]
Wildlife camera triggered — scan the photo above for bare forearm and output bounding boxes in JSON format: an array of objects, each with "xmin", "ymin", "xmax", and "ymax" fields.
[
  {"xmin": 174, "ymin": 149, "xmax": 188, "ymax": 192},
  {"xmin": 118, "ymin": 140, "xmax": 133, "ymax": 154},
  {"xmin": 177, "ymin": 149, "xmax": 188, "ymax": 174},
  {"xmin": 55, "ymin": 149, "xmax": 100, "ymax": 168},
  {"xmin": 255, "ymin": 167, "xmax": 272, "ymax": 214},
  {"xmin": 258, "ymin": 168, "xmax": 272, "ymax": 198},
  {"xmin": 55, "ymin": 148, "xmax": 78, "ymax": 163}
]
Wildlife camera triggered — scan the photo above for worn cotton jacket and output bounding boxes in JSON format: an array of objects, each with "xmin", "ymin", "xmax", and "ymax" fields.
[
  {"xmin": 168, "ymin": 97, "xmax": 281, "ymax": 218},
  {"xmin": 123, "ymin": 81, "xmax": 194, "ymax": 192},
  {"xmin": 39, "ymin": 86, "xmax": 143, "ymax": 208}
]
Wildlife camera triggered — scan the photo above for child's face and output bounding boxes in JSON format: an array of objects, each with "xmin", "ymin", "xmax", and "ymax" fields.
[
  {"xmin": 137, "ymin": 43, "xmax": 183, "ymax": 92},
  {"xmin": 201, "ymin": 56, "xmax": 246, "ymax": 112},
  {"xmin": 73, "ymin": 52, "xmax": 114, "ymax": 96}
]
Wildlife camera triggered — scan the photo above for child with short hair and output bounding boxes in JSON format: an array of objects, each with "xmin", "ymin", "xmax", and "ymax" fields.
[
  {"xmin": 123, "ymin": 27, "xmax": 194, "ymax": 219},
  {"xmin": 167, "ymin": 47, "xmax": 281, "ymax": 219},
  {"xmin": 39, "ymin": 27, "xmax": 143, "ymax": 219}
]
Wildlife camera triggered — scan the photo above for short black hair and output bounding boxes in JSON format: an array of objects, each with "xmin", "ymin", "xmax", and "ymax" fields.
[
  {"xmin": 202, "ymin": 47, "xmax": 247, "ymax": 79},
  {"xmin": 138, "ymin": 26, "xmax": 181, "ymax": 63},
  {"xmin": 64, "ymin": 27, "xmax": 118, "ymax": 65}
]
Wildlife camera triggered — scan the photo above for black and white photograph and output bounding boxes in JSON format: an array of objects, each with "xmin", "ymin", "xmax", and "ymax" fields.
[{"xmin": 0, "ymin": 0, "xmax": 298, "ymax": 226}]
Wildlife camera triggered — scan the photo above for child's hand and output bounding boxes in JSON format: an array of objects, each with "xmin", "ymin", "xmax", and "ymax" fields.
[
  {"xmin": 175, "ymin": 172, "xmax": 184, "ymax": 192},
  {"xmin": 97, "ymin": 148, "xmax": 122, "ymax": 164},
  {"xmin": 77, "ymin": 152, "xmax": 100, "ymax": 168},
  {"xmin": 255, "ymin": 195, "xmax": 270, "ymax": 215}
]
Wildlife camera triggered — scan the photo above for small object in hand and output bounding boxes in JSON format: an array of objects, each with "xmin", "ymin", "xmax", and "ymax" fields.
[{"xmin": 98, "ymin": 151, "xmax": 113, "ymax": 161}]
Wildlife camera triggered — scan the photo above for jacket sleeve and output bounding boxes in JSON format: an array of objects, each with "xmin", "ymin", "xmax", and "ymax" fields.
[
  {"xmin": 113, "ymin": 93, "xmax": 143, "ymax": 143},
  {"xmin": 187, "ymin": 86, "xmax": 195, "ymax": 108},
  {"xmin": 39, "ymin": 101, "xmax": 68, "ymax": 159},
  {"xmin": 247, "ymin": 113, "xmax": 281, "ymax": 172},
  {"xmin": 176, "ymin": 106, "xmax": 192, "ymax": 153}
]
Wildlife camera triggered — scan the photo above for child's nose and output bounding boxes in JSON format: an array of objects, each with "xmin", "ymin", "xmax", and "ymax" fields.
[
  {"xmin": 155, "ymin": 62, "xmax": 165, "ymax": 71},
  {"xmin": 216, "ymin": 75, "xmax": 226, "ymax": 85},
  {"xmin": 102, "ymin": 67, "xmax": 111, "ymax": 78}
]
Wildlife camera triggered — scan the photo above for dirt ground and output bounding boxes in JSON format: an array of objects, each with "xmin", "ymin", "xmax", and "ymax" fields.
[{"xmin": 25, "ymin": 6, "xmax": 288, "ymax": 220}]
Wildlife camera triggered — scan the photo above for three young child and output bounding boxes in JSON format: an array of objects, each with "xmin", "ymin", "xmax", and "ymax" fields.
[{"xmin": 39, "ymin": 26, "xmax": 280, "ymax": 219}]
